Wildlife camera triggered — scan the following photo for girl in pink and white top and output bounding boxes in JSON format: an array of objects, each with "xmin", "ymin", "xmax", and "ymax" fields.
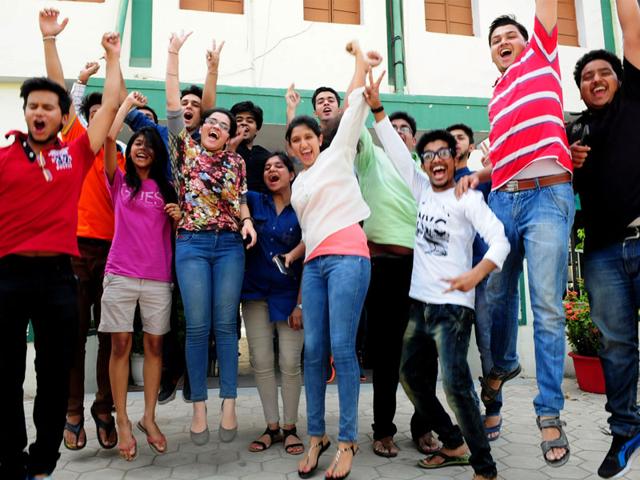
[{"xmin": 99, "ymin": 92, "xmax": 180, "ymax": 462}]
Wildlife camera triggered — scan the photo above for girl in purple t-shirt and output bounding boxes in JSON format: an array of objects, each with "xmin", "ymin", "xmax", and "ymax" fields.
[{"xmin": 100, "ymin": 95, "xmax": 179, "ymax": 461}]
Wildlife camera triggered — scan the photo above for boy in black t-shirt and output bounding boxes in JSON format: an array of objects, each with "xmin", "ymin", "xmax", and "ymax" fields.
[{"xmin": 567, "ymin": 1, "xmax": 640, "ymax": 477}]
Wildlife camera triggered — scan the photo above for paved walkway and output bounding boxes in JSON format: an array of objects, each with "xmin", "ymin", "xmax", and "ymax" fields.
[{"xmin": 30, "ymin": 378, "xmax": 639, "ymax": 480}]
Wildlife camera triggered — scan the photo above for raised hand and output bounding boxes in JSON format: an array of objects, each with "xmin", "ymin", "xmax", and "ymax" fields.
[
  {"xmin": 285, "ymin": 83, "xmax": 301, "ymax": 109},
  {"xmin": 127, "ymin": 91, "xmax": 148, "ymax": 108},
  {"xmin": 364, "ymin": 68, "xmax": 386, "ymax": 110},
  {"xmin": 102, "ymin": 32, "xmax": 121, "ymax": 58},
  {"xmin": 206, "ymin": 39, "xmax": 225, "ymax": 72},
  {"xmin": 39, "ymin": 8, "xmax": 68, "ymax": 38},
  {"xmin": 78, "ymin": 61, "xmax": 100, "ymax": 84},
  {"xmin": 169, "ymin": 30, "xmax": 193, "ymax": 53},
  {"xmin": 366, "ymin": 50, "xmax": 383, "ymax": 68}
]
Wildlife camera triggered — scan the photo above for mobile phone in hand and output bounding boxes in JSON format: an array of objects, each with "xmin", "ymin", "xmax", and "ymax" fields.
[{"xmin": 273, "ymin": 255, "xmax": 294, "ymax": 276}]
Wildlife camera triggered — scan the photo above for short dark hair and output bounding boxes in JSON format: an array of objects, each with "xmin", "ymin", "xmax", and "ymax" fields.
[
  {"xmin": 180, "ymin": 84, "xmax": 203, "ymax": 100},
  {"xmin": 416, "ymin": 129, "xmax": 457, "ymax": 161},
  {"xmin": 311, "ymin": 87, "xmax": 341, "ymax": 108},
  {"xmin": 138, "ymin": 105, "xmax": 158, "ymax": 124},
  {"xmin": 79, "ymin": 92, "xmax": 103, "ymax": 121},
  {"xmin": 231, "ymin": 101, "xmax": 264, "ymax": 130},
  {"xmin": 389, "ymin": 111, "xmax": 417, "ymax": 136},
  {"xmin": 285, "ymin": 115, "xmax": 322, "ymax": 143},
  {"xmin": 488, "ymin": 15, "xmax": 529, "ymax": 45},
  {"xmin": 267, "ymin": 151, "xmax": 296, "ymax": 174},
  {"xmin": 446, "ymin": 123, "xmax": 475, "ymax": 144},
  {"xmin": 573, "ymin": 49, "xmax": 623, "ymax": 87},
  {"xmin": 201, "ymin": 107, "xmax": 237, "ymax": 137},
  {"xmin": 20, "ymin": 77, "xmax": 71, "ymax": 115}
]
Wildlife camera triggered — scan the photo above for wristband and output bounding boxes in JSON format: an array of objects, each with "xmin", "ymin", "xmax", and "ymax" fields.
[
  {"xmin": 42, "ymin": 36, "xmax": 56, "ymax": 41},
  {"xmin": 371, "ymin": 105, "xmax": 384, "ymax": 114},
  {"xmin": 240, "ymin": 217, "xmax": 253, "ymax": 224}
]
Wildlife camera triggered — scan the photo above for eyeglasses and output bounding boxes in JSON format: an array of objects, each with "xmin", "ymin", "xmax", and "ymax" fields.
[
  {"xmin": 393, "ymin": 125, "xmax": 413, "ymax": 135},
  {"xmin": 420, "ymin": 147, "xmax": 453, "ymax": 162},
  {"xmin": 203, "ymin": 117, "xmax": 230, "ymax": 132},
  {"xmin": 38, "ymin": 151, "xmax": 53, "ymax": 182}
]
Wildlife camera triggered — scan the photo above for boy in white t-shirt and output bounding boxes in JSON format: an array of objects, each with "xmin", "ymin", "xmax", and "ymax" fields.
[{"xmin": 364, "ymin": 73, "xmax": 510, "ymax": 480}]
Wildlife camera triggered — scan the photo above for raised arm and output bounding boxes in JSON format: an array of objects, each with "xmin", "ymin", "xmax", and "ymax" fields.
[
  {"xmin": 366, "ymin": 69, "xmax": 428, "ymax": 199},
  {"xmin": 201, "ymin": 39, "xmax": 224, "ymax": 111},
  {"xmin": 39, "ymin": 8, "xmax": 69, "ymax": 89},
  {"xmin": 86, "ymin": 32, "xmax": 122, "ymax": 154},
  {"xmin": 166, "ymin": 31, "xmax": 192, "ymax": 112},
  {"xmin": 343, "ymin": 44, "xmax": 382, "ymax": 108},
  {"xmin": 285, "ymin": 83, "xmax": 301, "ymax": 127},
  {"xmin": 616, "ymin": 0, "xmax": 640, "ymax": 68},
  {"xmin": 536, "ymin": 0, "xmax": 558, "ymax": 35}
]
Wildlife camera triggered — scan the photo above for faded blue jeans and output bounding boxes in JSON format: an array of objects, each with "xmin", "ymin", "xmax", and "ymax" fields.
[
  {"xmin": 401, "ymin": 301, "xmax": 497, "ymax": 478},
  {"xmin": 486, "ymin": 183, "xmax": 575, "ymax": 417},
  {"xmin": 584, "ymin": 237, "xmax": 640, "ymax": 438},
  {"xmin": 175, "ymin": 230, "xmax": 245, "ymax": 401},
  {"xmin": 302, "ymin": 255, "xmax": 370, "ymax": 442}
]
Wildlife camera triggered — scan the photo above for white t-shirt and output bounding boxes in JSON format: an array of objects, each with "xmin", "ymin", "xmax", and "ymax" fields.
[
  {"xmin": 374, "ymin": 116, "xmax": 510, "ymax": 309},
  {"xmin": 291, "ymin": 87, "xmax": 371, "ymax": 259}
]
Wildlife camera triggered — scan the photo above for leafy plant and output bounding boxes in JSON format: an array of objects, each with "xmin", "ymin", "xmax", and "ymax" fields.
[{"xmin": 564, "ymin": 283, "xmax": 601, "ymax": 356}]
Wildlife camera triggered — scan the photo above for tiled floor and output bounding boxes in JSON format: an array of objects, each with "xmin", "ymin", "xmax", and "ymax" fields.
[{"xmin": 27, "ymin": 378, "xmax": 639, "ymax": 479}]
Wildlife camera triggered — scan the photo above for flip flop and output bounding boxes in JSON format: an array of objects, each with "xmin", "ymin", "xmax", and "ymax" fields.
[
  {"xmin": 482, "ymin": 415, "xmax": 502, "ymax": 442},
  {"xmin": 63, "ymin": 418, "xmax": 86, "ymax": 451},
  {"xmin": 90, "ymin": 406, "xmax": 117, "ymax": 450},
  {"xmin": 372, "ymin": 437, "xmax": 399, "ymax": 458},
  {"xmin": 118, "ymin": 421, "xmax": 138, "ymax": 462},
  {"xmin": 415, "ymin": 432, "xmax": 441, "ymax": 454},
  {"xmin": 417, "ymin": 451, "xmax": 470, "ymax": 469},
  {"xmin": 136, "ymin": 421, "xmax": 167, "ymax": 455}
]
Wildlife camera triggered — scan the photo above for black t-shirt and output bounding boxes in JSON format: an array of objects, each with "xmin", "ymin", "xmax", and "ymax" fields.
[
  {"xmin": 566, "ymin": 58, "xmax": 640, "ymax": 252},
  {"xmin": 236, "ymin": 142, "xmax": 271, "ymax": 194}
]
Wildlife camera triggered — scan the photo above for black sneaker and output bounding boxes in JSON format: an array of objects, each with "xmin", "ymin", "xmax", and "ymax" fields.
[
  {"xmin": 158, "ymin": 380, "xmax": 179, "ymax": 405},
  {"xmin": 598, "ymin": 432, "xmax": 640, "ymax": 478}
]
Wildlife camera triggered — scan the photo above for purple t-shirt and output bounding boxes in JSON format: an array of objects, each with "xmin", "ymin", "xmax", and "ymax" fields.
[{"xmin": 105, "ymin": 170, "xmax": 173, "ymax": 282}]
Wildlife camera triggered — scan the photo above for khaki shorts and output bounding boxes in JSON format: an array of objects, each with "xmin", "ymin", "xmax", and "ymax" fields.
[{"xmin": 99, "ymin": 274, "xmax": 172, "ymax": 335}]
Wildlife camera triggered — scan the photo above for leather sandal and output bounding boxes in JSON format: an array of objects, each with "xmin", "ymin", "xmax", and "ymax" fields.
[
  {"xmin": 136, "ymin": 420, "xmax": 167, "ymax": 455},
  {"xmin": 537, "ymin": 416, "xmax": 570, "ymax": 467},
  {"xmin": 325, "ymin": 444, "xmax": 358, "ymax": 480},
  {"xmin": 91, "ymin": 406, "xmax": 117, "ymax": 450},
  {"xmin": 479, "ymin": 364, "xmax": 521, "ymax": 404},
  {"xmin": 283, "ymin": 426, "xmax": 304, "ymax": 455},
  {"xmin": 298, "ymin": 436, "xmax": 331, "ymax": 478},
  {"xmin": 248, "ymin": 426, "xmax": 282, "ymax": 452}
]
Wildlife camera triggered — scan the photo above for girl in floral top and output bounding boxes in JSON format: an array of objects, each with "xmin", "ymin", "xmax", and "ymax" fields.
[{"xmin": 166, "ymin": 31, "xmax": 256, "ymax": 446}]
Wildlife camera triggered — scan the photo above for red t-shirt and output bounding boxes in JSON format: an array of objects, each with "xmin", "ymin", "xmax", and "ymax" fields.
[
  {"xmin": 0, "ymin": 130, "xmax": 95, "ymax": 258},
  {"xmin": 488, "ymin": 17, "xmax": 573, "ymax": 189}
]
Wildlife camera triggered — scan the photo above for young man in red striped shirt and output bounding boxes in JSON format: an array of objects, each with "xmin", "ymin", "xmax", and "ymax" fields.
[{"xmin": 457, "ymin": 0, "xmax": 574, "ymax": 468}]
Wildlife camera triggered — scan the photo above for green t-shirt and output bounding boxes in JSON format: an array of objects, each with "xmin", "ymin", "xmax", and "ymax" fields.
[{"xmin": 354, "ymin": 128, "xmax": 420, "ymax": 249}]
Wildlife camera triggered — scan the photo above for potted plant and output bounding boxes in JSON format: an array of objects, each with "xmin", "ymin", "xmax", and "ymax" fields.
[{"xmin": 564, "ymin": 284, "xmax": 605, "ymax": 394}]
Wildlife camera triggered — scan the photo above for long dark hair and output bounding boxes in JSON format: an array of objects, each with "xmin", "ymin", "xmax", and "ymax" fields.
[{"xmin": 124, "ymin": 127, "xmax": 177, "ymax": 204}]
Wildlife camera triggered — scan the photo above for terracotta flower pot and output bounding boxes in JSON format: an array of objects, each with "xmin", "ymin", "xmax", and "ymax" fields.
[{"xmin": 569, "ymin": 351, "xmax": 605, "ymax": 394}]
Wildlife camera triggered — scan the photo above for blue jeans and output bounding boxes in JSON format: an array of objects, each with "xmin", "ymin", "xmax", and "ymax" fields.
[
  {"xmin": 302, "ymin": 255, "xmax": 370, "ymax": 442},
  {"xmin": 584, "ymin": 238, "xmax": 640, "ymax": 437},
  {"xmin": 401, "ymin": 301, "xmax": 496, "ymax": 478},
  {"xmin": 486, "ymin": 182, "xmax": 575, "ymax": 416},
  {"xmin": 175, "ymin": 230, "xmax": 245, "ymax": 401},
  {"xmin": 473, "ymin": 276, "xmax": 502, "ymax": 417}
]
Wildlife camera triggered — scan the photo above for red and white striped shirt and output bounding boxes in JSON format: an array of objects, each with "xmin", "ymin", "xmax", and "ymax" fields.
[{"xmin": 488, "ymin": 17, "xmax": 573, "ymax": 190}]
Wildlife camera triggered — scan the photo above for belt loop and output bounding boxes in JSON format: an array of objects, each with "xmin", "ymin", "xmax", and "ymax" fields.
[{"xmin": 535, "ymin": 177, "xmax": 540, "ymax": 189}]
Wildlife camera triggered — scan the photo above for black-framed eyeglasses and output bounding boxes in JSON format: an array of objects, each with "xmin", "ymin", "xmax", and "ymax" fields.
[
  {"xmin": 420, "ymin": 147, "xmax": 453, "ymax": 162},
  {"xmin": 38, "ymin": 151, "xmax": 53, "ymax": 182},
  {"xmin": 203, "ymin": 117, "xmax": 230, "ymax": 132}
]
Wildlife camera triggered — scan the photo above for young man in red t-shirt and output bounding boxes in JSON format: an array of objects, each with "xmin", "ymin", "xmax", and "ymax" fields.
[
  {"xmin": 457, "ymin": 0, "xmax": 574, "ymax": 468},
  {"xmin": 0, "ymin": 8, "xmax": 122, "ymax": 480}
]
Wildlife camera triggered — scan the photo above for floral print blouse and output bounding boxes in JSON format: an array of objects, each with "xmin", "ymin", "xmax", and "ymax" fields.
[{"xmin": 169, "ymin": 128, "xmax": 247, "ymax": 232}]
